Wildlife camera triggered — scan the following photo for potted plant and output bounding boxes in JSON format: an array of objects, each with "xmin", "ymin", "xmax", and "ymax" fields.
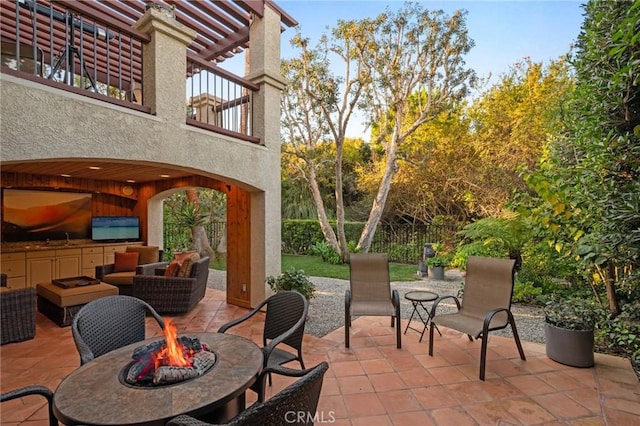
[
  {"xmin": 543, "ymin": 296, "xmax": 603, "ymax": 368},
  {"xmin": 266, "ymin": 268, "xmax": 316, "ymax": 301},
  {"xmin": 426, "ymin": 255, "xmax": 447, "ymax": 280}
]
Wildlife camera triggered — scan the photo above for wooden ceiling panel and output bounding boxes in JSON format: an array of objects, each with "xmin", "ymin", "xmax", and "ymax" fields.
[{"xmin": 0, "ymin": 161, "xmax": 194, "ymax": 183}]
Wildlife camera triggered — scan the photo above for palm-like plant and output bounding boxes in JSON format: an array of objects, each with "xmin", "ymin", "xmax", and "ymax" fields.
[{"xmin": 457, "ymin": 213, "xmax": 531, "ymax": 270}]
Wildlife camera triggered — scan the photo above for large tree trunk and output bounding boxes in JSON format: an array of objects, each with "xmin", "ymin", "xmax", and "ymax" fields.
[
  {"xmin": 185, "ymin": 188, "xmax": 215, "ymax": 259},
  {"xmin": 333, "ymin": 141, "xmax": 349, "ymax": 261},
  {"xmin": 216, "ymin": 226, "xmax": 227, "ymax": 254},
  {"xmin": 358, "ymin": 136, "xmax": 400, "ymax": 252},
  {"xmin": 307, "ymin": 162, "xmax": 339, "ymax": 251},
  {"xmin": 604, "ymin": 263, "xmax": 620, "ymax": 317}
]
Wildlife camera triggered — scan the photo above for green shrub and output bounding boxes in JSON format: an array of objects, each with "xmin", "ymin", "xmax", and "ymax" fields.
[
  {"xmin": 449, "ymin": 240, "xmax": 505, "ymax": 270},
  {"xmin": 347, "ymin": 240, "xmax": 360, "ymax": 253},
  {"xmin": 282, "ymin": 220, "xmax": 325, "ymax": 254},
  {"xmin": 426, "ymin": 255, "xmax": 447, "ymax": 267},
  {"xmin": 387, "ymin": 242, "xmax": 419, "ymax": 264},
  {"xmin": 542, "ymin": 296, "xmax": 605, "ymax": 331},
  {"xmin": 266, "ymin": 268, "xmax": 316, "ymax": 300},
  {"xmin": 310, "ymin": 241, "xmax": 341, "ymax": 264},
  {"xmin": 512, "ymin": 280, "xmax": 543, "ymax": 304},
  {"xmin": 597, "ymin": 301, "xmax": 640, "ymax": 359}
]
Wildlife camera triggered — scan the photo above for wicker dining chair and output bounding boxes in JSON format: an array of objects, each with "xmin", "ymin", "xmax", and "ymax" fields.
[
  {"xmin": 166, "ymin": 362, "xmax": 329, "ymax": 426},
  {"xmin": 428, "ymin": 256, "xmax": 526, "ymax": 380},
  {"xmin": 345, "ymin": 253, "xmax": 401, "ymax": 349},
  {"xmin": 218, "ymin": 290, "xmax": 308, "ymax": 402},
  {"xmin": 1, "ymin": 385, "xmax": 57, "ymax": 426},
  {"xmin": 1, "ymin": 286, "xmax": 37, "ymax": 345},
  {"xmin": 72, "ymin": 295, "xmax": 165, "ymax": 365}
]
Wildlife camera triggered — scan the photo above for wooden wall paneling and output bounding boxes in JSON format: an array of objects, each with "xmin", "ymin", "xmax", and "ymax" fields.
[
  {"xmin": 226, "ymin": 185, "xmax": 251, "ymax": 308},
  {"xmin": 0, "ymin": 172, "xmax": 137, "ymax": 200},
  {"xmin": 92, "ymin": 193, "xmax": 136, "ymax": 217}
]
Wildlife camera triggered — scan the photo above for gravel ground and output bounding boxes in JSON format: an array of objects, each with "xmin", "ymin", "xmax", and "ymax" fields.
[{"xmin": 207, "ymin": 269, "xmax": 546, "ymax": 343}]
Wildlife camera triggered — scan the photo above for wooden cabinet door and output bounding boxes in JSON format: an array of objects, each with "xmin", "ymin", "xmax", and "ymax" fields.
[
  {"xmin": 27, "ymin": 257, "xmax": 55, "ymax": 286},
  {"xmin": 1, "ymin": 252, "xmax": 26, "ymax": 288},
  {"xmin": 103, "ymin": 245, "xmax": 127, "ymax": 265},
  {"xmin": 56, "ymin": 249, "xmax": 82, "ymax": 279},
  {"xmin": 82, "ymin": 247, "xmax": 104, "ymax": 278}
]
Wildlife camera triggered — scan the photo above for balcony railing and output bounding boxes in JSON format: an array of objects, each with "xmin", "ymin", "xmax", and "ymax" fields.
[
  {"xmin": 2, "ymin": 0, "xmax": 260, "ymax": 142},
  {"xmin": 186, "ymin": 54, "xmax": 260, "ymax": 144},
  {"xmin": 0, "ymin": 0, "xmax": 148, "ymax": 112}
]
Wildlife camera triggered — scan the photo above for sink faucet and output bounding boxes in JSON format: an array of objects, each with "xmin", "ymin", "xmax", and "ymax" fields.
[{"xmin": 65, "ymin": 232, "xmax": 70, "ymax": 245}]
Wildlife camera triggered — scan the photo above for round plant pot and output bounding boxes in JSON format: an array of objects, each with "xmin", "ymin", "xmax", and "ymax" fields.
[
  {"xmin": 545, "ymin": 323, "xmax": 594, "ymax": 367},
  {"xmin": 428, "ymin": 266, "xmax": 445, "ymax": 281}
]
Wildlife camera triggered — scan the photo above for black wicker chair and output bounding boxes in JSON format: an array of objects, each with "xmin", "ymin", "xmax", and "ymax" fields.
[
  {"xmin": 132, "ymin": 256, "xmax": 210, "ymax": 313},
  {"xmin": 72, "ymin": 295, "xmax": 165, "ymax": 365},
  {"xmin": 166, "ymin": 362, "xmax": 328, "ymax": 426},
  {"xmin": 1, "ymin": 385, "xmax": 57, "ymax": 426},
  {"xmin": 218, "ymin": 290, "xmax": 308, "ymax": 402},
  {"xmin": 1, "ymin": 286, "xmax": 37, "ymax": 345}
]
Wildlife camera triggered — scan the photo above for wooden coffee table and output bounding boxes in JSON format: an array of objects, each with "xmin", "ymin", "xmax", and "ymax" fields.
[{"xmin": 36, "ymin": 281, "xmax": 118, "ymax": 326}]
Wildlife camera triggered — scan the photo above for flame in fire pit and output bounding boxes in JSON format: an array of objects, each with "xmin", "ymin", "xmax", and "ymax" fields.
[
  {"xmin": 155, "ymin": 320, "xmax": 191, "ymax": 368},
  {"xmin": 124, "ymin": 319, "xmax": 217, "ymax": 387}
]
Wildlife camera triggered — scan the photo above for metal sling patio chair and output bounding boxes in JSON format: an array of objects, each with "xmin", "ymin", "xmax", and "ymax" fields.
[
  {"xmin": 428, "ymin": 256, "xmax": 526, "ymax": 380},
  {"xmin": 166, "ymin": 362, "xmax": 329, "ymax": 426},
  {"xmin": 218, "ymin": 290, "xmax": 308, "ymax": 402},
  {"xmin": 345, "ymin": 253, "xmax": 401, "ymax": 349},
  {"xmin": 72, "ymin": 295, "xmax": 165, "ymax": 365}
]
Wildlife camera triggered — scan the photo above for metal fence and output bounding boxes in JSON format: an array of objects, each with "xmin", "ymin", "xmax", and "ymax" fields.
[
  {"xmin": 368, "ymin": 223, "xmax": 460, "ymax": 264},
  {"xmin": 164, "ymin": 221, "xmax": 460, "ymax": 264},
  {"xmin": 163, "ymin": 221, "xmax": 226, "ymax": 259}
]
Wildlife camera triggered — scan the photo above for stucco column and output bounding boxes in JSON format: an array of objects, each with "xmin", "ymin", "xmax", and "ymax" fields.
[
  {"xmin": 247, "ymin": 6, "xmax": 285, "ymax": 301},
  {"xmin": 133, "ymin": 8, "xmax": 196, "ymax": 122}
]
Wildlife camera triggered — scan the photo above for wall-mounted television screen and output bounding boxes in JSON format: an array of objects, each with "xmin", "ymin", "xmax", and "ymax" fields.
[
  {"xmin": 2, "ymin": 189, "xmax": 92, "ymax": 242},
  {"xmin": 91, "ymin": 216, "xmax": 140, "ymax": 242}
]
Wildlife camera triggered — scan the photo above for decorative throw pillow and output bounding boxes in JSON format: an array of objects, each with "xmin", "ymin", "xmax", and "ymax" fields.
[
  {"xmin": 164, "ymin": 261, "xmax": 181, "ymax": 277},
  {"xmin": 126, "ymin": 245, "xmax": 159, "ymax": 265},
  {"xmin": 113, "ymin": 252, "xmax": 139, "ymax": 272},
  {"xmin": 177, "ymin": 252, "xmax": 200, "ymax": 278},
  {"xmin": 172, "ymin": 250, "xmax": 197, "ymax": 266}
]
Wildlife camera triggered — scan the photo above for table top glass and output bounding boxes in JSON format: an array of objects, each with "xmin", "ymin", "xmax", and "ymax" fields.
[
  {"xmin": 404, "ymin": 290, "xmax": 438, "ymax": 302},
  {"xmin": 53, "ymin": 332, "xmax": 262, "ymax": 426}
]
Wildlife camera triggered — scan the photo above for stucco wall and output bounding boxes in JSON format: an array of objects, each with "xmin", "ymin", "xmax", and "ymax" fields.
[{"xmin": 0, "ymin": 75, "xmax": 275, "ymax": 193}]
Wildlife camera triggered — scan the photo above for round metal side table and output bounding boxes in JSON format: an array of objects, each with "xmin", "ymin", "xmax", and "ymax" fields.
[{"xmin": 404, "ymin": 290, "xmax": 442, "ymax": 342}]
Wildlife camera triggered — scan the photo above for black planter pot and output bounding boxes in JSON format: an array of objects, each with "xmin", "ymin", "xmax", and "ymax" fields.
[
  {"xmin": 545, "ymin": 323, "xmax": 594, "ymax": 368},
  {"xmin": 428, "ymin": 266, "xmax": 445, "ymax": 281}
]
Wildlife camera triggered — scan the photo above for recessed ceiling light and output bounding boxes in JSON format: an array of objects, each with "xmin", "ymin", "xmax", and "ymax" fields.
[
  {"xmin": 126, "ymin": 179, "xmax": 136, "ymax": 183},
  {"xmin": 61, "ymin": 174, "xmax": 71, "ymax": 177},
  {"xmin": 159, "ymin": 174, "xmax": 170, "ymax": 178},
  {"xmin": 89, "ymin": 166, "xmax": 102, "ymax": 170}
]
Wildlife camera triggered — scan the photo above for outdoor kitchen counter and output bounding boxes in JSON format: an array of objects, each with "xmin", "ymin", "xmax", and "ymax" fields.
[
  {"xmin": 0, "ymin": 241, "xmax": 143, "ymax": 252},
  {"xmin": 53, "ymin": 332, "xmax": 263, "ymax": 426}
]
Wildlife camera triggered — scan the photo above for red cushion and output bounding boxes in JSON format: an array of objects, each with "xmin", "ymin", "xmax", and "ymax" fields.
[
  {"xmin": 164, "ymin": 261, "xmax": 180, "ymax": 277},
  {"xmin": 178, "ymin": 252, "xmax": 200, "ymax": 278},
  {"xmin": 113, "ymin": 252, "xmax": 139, "ymax": 272},
  {"xmin": 172, "ymin": 251, "xmax": 197, "ymax": 265}
]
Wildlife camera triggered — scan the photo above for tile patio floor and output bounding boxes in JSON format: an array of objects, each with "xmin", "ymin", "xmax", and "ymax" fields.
[{"xmin": 1, "ymin": 288, "xmax": 639, "ymax": 425}]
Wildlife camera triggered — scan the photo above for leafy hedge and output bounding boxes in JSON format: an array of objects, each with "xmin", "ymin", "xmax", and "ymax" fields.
[{"xmin": 281, "ymin": 220, "xmax": 364, "ymax": 255}]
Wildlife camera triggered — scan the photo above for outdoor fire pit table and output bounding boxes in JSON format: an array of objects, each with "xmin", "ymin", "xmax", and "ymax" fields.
[{"xmin": 53, "ymin": 332, "xmax": 262, "ymax": 425}]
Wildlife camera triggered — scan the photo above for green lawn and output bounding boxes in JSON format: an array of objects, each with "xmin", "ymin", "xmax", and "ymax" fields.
[{"xmin": 211, "ymin": 254, "xmax": 420, "ymax": 281}]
